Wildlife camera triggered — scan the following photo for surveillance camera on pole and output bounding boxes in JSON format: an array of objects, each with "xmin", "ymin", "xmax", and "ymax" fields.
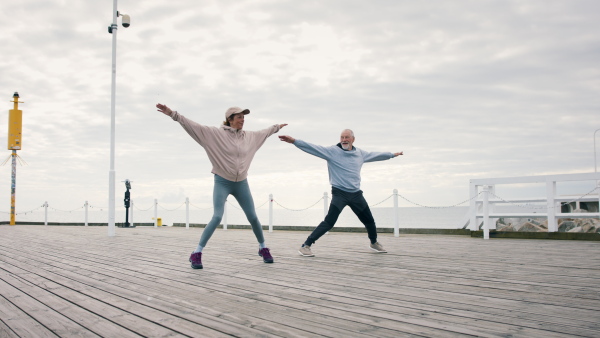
[
  {"xmin": 121, "ymin": 14, "xmax": 131, "ymax": 27},
  {"xmin": 108, "ymin": 11, "xmax": 131, "ymax": 33}
]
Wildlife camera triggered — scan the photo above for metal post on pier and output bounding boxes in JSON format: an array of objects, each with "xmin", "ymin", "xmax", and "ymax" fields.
[
  {"xmin": 393, "ymin": 189, "xmax": 399, "ymax": 237},
  {"xmin": 85, "ymin": 201, "xmax": 88, "ymax": 226},
  {"xmin": 185, "ymin": 197, "xmax": 189, "ymax": 229},
  {"xmin": 107, "ymin": 2, "xmax": 132, "ymax": 237},
  {"xmin": 269, "ymin": 194, "xmax": 273, "ymax": 233},
  {"xmin": 7, "ymin": 92, "xmax": 23, "ymax": 226},
  {"xmin": 10, "ymin": 151, "xmax": 16, "ymax": 225}
]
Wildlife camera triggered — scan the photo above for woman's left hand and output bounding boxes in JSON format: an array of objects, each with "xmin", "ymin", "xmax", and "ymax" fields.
[
  {"xmin": 156, "ymin": 103, "xmax": 173, "ymax": 116},
  {"xmin": 279, "ymin": 124, "xmax": 288, "ymax": 129}
]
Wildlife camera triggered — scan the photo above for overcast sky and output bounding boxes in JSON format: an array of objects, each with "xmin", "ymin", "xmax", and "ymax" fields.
[{"xmin": 0, "ymin": 0, "xmax": 599, "ymax": 217}]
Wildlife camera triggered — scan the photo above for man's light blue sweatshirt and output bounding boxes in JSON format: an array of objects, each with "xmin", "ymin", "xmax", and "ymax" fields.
[{"xmin": 294, "ymin": 139, "xmax": 394, "ymax": 193}]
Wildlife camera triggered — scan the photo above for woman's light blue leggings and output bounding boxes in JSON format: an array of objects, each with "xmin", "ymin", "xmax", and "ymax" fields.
[{"xmin": 198, "ymin": 174, "xmax": 265, "ymax": 247}]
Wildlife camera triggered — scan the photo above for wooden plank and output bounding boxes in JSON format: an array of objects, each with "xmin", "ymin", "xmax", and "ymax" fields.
[
  {"xmin": 0, "ymin": 249, "xmax": 341, "ymax": 337},
  {"xmin": 8, "ymin": 231, "xmax": 600, "ymax": 294},
  {"xmin": 0, "ymin": 246, "xmax": 432, "ymax": 337},
  {"xmin": 0, "ymin": 269, "xmax": 139, "ymax": 338},
  {"xmin": 0, "ymin": 318, "xmax": 18, "ymax": 338},
  {"xmin": 3, "ymin": 240, "xmax": 588, "ymax": 337},
  {"xmin": 0, "ymin": 255, "xmax": 262, "ymax": 338},
  {"xmin": 1, "ymin": 225, "xmax": 599, "ymax": 338},
  {"xmin": 189, "ymin": 261, "xmax": 600, "ymax": 335},
  {"xmin": 0, "ymin": 294, "xmax": 57, "ymax": 337},
  {"xmin": 0, "ymin": 275, "xmax": 98, "ymax": 337}
]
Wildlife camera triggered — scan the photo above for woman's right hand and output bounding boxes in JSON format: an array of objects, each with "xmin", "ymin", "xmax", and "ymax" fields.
[{"xmin": 156, "ymin": 103, "xmax": 173, "ymax": 116}]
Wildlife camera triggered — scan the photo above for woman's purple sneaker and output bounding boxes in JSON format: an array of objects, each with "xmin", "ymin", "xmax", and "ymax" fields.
[
  {"xmin": 258, "ymin": 248, "xmax": 274, "ymax": 263},
  {"xmin": 189, "ymin": 252, "xmax": 203, "ymax": 269}
]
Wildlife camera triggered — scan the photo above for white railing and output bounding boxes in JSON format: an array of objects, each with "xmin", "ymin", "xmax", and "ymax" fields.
[
  {"xmin": 24, "ymin": 185, "xmax": 588, "ymax": 234},
  {"xmin": 7, "ymin": 189, "xmax": 441, "ymax": 236},
  {"xmin": 468, "ymin": 172, "xmax": 600, "ymax": 239}
]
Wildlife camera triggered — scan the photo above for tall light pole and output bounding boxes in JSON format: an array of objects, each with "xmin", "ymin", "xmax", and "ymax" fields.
[
  {"xmin": 107, "ymin": 1, "xmax": 130, "ymax": 236},
  {"xmin": 595, "ymin": 128, "xmax": 600, "ymax": 173}
]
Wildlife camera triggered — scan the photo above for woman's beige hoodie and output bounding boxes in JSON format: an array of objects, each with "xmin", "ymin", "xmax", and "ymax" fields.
[{"xmin": 171, "ymin": 111, "xmax": 281, "ymax": 182}]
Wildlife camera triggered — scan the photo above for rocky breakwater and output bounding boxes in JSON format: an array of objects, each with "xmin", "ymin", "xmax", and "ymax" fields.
[{"xmin": 496, "ymin": 209, "xmax": 600, "ymax": 233}]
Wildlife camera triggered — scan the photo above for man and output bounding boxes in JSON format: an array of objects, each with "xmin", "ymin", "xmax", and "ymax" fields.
[{"xmin": 279, "ymin": 129, "xmax": 403, "ymax": 256}]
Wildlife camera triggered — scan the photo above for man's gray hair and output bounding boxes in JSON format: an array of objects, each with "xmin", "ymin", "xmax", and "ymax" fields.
[{"xmin": 341, "ymin": 129, "xmax": 355, "ymax": 137}]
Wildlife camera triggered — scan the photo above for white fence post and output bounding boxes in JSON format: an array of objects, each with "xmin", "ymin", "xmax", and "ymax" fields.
[
  {"xmin": 323, "ymin": 192, "xmax": 329, "ymax": 217},
  {"xmin": 469, "ymin": 182, "xmax": 478, "ymax": 231},
  {"xmin": 44, "ymin": 201, "xmax": 48, "ymax": 226},
  {"xmin": 323, "ymin": 191, "xmax": 329, "ymax": 235},
  {"xmin": 84, "ymin": 201, "xmax": 88, "ymax": 227},
  {"xmin": 393, "ymin": 189, "xmax": 399, "ymax": 237},
  {"xmin": 547, "ymin": 180, "xmax": 557, "ymax": 232},
  {"xmin": 489, "ymin": 185, "xmax": 497, "ymax": 230},
  {"xmin": 223, "ymin": 200, "xmax": 228, "ymax": 230},
  {"xmin": 154, "ymin": 199, "xmax": 158, "ymax": 228},
  {"xmin": 186, "ymin": 197, "xmax": 189, "ymax": 229},
  {"xmin": 597, "ymin": 181, "xmax": 600, "ymax": 219},
  {"xmin": 269, "ymin": 194, "xmax": 273, "ymax": 233},
  {"xmin": 483, "ymin": 186, "xmax": 490, "ymax": 240}
]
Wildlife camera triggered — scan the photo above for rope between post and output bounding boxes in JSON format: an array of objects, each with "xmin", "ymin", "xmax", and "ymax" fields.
[
  {"xmin": 157, "ymin": 202, "xmax": 186, "ymax": 211},
  {"xmin": 397, "ymin": 192, "xmax": 482, "ymax": 209},
  {"xmin": 369, "ymin": 194, "xmax": 393, "ymax": 207},
  {"xmin": 273, "ymin": 197, "xmax": 324, "ymax": 211},
  {"xmin": 189, "ymin": 203, "xmax": 212, "ymax": 210}
]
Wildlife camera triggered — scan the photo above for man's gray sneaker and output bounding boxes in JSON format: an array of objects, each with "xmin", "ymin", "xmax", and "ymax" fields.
[
  {"xmin": 298, "ymin": 245, "xmax": 314, "ymax": 257},
  {"xmin": 370, "ymin": 242, "xmax": 387, "ymax": 253}
]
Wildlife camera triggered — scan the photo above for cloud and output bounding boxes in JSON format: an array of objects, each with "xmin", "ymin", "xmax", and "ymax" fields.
[{"xmin": 0, "ymin": 0, "xmax": 598, "ymax": 219}]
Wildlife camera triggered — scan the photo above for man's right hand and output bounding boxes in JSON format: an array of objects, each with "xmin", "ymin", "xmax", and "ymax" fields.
[{"xmin": 278, "ymin": 135, "xmax": 295, "ymax": 143}]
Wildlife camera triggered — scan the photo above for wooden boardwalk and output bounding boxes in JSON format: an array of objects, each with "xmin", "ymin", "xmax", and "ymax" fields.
[{"xmin": 0, "ymin": 225, "xmax": 599, "ymax": 337}]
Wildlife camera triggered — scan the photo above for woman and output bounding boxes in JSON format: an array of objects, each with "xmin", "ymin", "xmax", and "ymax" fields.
[{"xmin": 156, "ymin": 103, "xmax": 287, "ymax": 269}]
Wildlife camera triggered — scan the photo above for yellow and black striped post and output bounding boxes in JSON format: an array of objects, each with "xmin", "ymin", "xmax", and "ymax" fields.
[{"xmin": 8, "ymin": 92, "xmax": 23, "ymax": 225}]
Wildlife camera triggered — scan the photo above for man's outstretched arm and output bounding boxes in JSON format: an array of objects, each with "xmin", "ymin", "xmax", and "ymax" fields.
[
  {"xmin": 363, "ymin": 150, "xmax": 404, "ymax": 163},
  {"xmin": 278, "ymin": 135, "xmax": 332, "ymax": 160}
]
